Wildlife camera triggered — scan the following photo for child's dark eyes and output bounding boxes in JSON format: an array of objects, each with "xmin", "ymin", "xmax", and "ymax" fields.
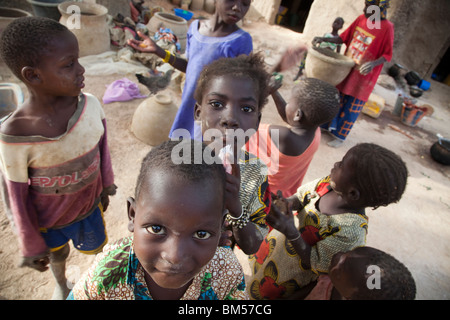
[
  {"xmin": 193, "ymin": 231, "xmax": 212, "ymax": 240},
  {"xmin": 145, "ymin": 225, "xmax": 212, "ymax": 240},
  {"xmin": 64, "ymin": 60, "xmax": 75, "ymax": 68},
  {"xmin": 241, "ymin": 105, "xmax": 255, "ymax": 113},
  {"xmin": 209, "ymin": 100, "xmax": 223, "ymax": 109},
  {"xmin": 208, "ymin": 101, "xmax": 255, "ymax": 113},
  {"xmin": 146, "ymin": 225, "xmax": 165, "ymax": 235}
]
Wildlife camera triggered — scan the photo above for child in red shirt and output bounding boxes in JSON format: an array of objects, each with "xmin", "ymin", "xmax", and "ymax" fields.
[{"xmin": 314, "ymin": 0, "xmax": 394, "ymax": 147}]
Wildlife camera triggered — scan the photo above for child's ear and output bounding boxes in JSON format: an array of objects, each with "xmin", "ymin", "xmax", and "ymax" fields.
[
  {"xmin": 194, "ymin": 102, "xmax": 202, "ymax": 120},
  {"xmin": 293, "ymin": 109, "xmax": 302, "ymax": 122},
  {"xmin": 21, "ymin": 66, "xmax": 41, "ymax": 85},
  {"xmin": 127, "ymin": 197, "xmax": 137, "ymax": 233},
  {"xmin": 348, "ymin": 187, "xmax": 361, "ymax": 202}
]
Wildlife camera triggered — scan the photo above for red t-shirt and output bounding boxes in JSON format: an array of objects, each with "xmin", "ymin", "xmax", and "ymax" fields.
[{"xmin": 337, "ymin": 14, "xmax": 394, "ymax": 101}]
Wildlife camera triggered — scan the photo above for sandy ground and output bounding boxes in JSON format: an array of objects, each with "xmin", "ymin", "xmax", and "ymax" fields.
[{"xmin": 0, "ymin": 1, "xmax": 449, "ymax": 300}]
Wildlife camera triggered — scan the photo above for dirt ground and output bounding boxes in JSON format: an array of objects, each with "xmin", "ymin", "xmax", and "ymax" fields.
[{"xmin": 0, "ymin": 1, "xmax": 449, "ymax": 300}]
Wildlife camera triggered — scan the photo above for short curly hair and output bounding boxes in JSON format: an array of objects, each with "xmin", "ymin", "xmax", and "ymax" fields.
[
  {"xmin": 349, "ymin": 143, "xmax": 408, "ymax": 209},
  {"xmin": 291, "ymin": 77, "xmax": 340, "ymax": 126},
  {"xmin": 194, "ymin": 52, "xmax": 271, "ymax": 111},
  {"xmin": 135, "ymin": 140, "xmax": 226, "ymax": 203},
  {"xmin": 0, "ymin": 16, "xmax": 69, "ymax": 79},
  {"xmin": 350, "ymin": 246, "xmax": 416, "ymax": 300}
]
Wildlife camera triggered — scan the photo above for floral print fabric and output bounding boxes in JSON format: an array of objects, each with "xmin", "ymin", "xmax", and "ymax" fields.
[{"xmin": 69, "ymin": 237, "xmax": 248, "ymax": 300}]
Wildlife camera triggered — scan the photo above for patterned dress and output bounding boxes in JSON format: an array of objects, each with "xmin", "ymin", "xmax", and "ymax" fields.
[
  {"xmin": 231, "ymin": 150, "xmax": 271, "ymax": 239},
  {"xmin": 248, "ymin": 177, "xmax": 368, "ymax": 300},
  {"xmin": 68, "ymin": 237, "xmax": 248, "ymax": 300}
]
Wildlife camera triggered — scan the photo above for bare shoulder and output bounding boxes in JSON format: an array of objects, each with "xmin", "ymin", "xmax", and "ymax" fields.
[
  {"xmin": 0, "ymin": 110, "xmax": 29, "ymax": 136},
  {"xmin": 0, "ymin": 106, "xmax": 41, "ymax": 137},
  {"xmin": 269, "ymin": 125, "xmax": 315, "ymax": 156}
]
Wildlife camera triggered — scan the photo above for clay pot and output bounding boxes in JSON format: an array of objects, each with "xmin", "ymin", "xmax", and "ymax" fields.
[
  {"xmin": 204, "ymin": 0, "xmax": 215, "ymax": 13},
  {"xmin": 0, "ymin": 7, "xmax": 32, "ymax": 38},
  {"xmin": 147, "ymin": 12, "xmax": 188, "ymax": 52},
  {"xmin": 58, "ymin": 1, "xmax": 110, "ymax": 57},
  {"xmin": 131, "ymin": 93, "xmax": 178, "ymax": 146},
  {"xmin": 305, "ymin": 46, "xmax": 355, "ymax": 86},
  {"xmin": 191, "ymin": 0, "xmax": 205, "ymax": 11},
  {"xmin": 96, "ymin": 0, "xmax": 130, "ymax": 19},
  {"xmin": 27, "ymin": 0, "xmax": 64, "ymax": 21},
  {"xmin": 172, "ymin": 0, "xmax": 182, "ymax": 6}
]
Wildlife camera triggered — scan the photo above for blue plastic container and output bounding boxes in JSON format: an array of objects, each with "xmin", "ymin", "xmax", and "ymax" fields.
[
  {"xmin": 418, "ymin": 79, "xmax": 431, "ymax": 91},
  {"xmin": 174, "ymin": 8, "xmax": 193, "ymax": 21}
]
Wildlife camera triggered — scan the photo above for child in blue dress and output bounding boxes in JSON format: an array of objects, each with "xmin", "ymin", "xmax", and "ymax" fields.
[{"xmin": 128, "ymin": 0, "xmax": 253, "ymax": 139}]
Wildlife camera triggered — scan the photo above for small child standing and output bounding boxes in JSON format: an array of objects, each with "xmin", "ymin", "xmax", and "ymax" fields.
[
  {"xmin": 248, "ymin": 143, "xmax": 408, "ymax": 300},
  {"xmin": 246, "ymin": 78, "xmax": 340, "ymax": 198},
  {"xmin": 304, "ymin": 246, "xmax": 416, "ymax": 300},
  {"xmin": 293, "ymin": 17, "xmax": 344, "ymax": 81},
  {"xmin": 69, "ymin": 140, "xmax": 248, "ymax": 300},
  {"xmin": 193, "ymin": 53, "xmax": 272, "ymax": 255},
  {"xmin": 128, "ymin": 0, "xmax": 253, "ymax": 139},
  {"xmin": 0, "ymin": 17, "xmax": 116, "ymax": 299}
]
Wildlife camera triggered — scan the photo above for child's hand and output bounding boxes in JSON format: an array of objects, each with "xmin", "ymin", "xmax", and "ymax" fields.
[
  {"xmin": 312, "ymin": 37, "xmax": 323, "ymax": 46},
  {"xmin": 225, "ymin": 162, "xmax": 242, "ymax": 219},
  {"xmin": 266, "ymin": 191, "xmax": 298, "ymax": 239},
  {"xmin": 20, "ymin": 254, "xmax": 50, "ymax": 272},
  {"xmin": 272, "ymin": 45, "xmax": 308, "ymax": 72},
  {"xmin": 359, "ymin": 61, "xmax": 377, "ymax": 75},
  {"xmin": 268, "ymin": 73, "xmax": 283, "ymax": 94},
  {"xmin": 127, "ymin": 31, "xmax": 157, "ymax": 53},
  {"xmin": 219, "ymin": 219, "xmax": 233, "ymax": 247}
]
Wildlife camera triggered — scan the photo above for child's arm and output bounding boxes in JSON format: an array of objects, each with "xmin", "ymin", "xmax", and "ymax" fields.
[
  {"xmin": 127, "ymin": 31, "xmax": 188, "ymax": 73},
  {"xmin": 266, "ymin": 191, "xmax": 312, "ymax": 269},
  {"xmin": 271, "ymin": 90, "xmax": 288, "ymax": 123},
  {"xmin": 226, "ymin": 163, "xmax": 265, "ymax": 254},
  {"xmin": 312, "ymin": 36, "xmax": 343, "ymax": 46},
  {"xmin": 0, "ymin": 174, "xmax": 50, "ymax": 271},
  {"xmin": 270, "ymin": 45, "xmax": 308, "ymax": 73},
  {"xmin": 98, "ymin": 116, "xmax": 117, "ymax": 212}
]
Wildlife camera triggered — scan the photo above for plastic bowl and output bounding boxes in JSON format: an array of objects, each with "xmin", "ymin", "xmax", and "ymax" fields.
[{"xmin": 174, "ymin": 8, "xmax": 193, "ymax": 21}]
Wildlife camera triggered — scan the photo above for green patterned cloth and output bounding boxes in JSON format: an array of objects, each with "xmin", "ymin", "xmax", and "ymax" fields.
[{"xmin": 68, "ymin": 236, "xmax": 248, "ymax": 300}]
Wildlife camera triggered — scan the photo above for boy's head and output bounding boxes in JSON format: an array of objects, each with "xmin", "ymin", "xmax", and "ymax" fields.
[
  {"xmin": 329, "ymin": 246, "xmax": 416, "ymax": 300},
  {"xmin": 330, "ymin": 143, "xmax": 408, "ymax": 209},
  {"xmin": 365, "ymin": 0, "xmax": 390, "ymax": 19},
  {"xmin": 128, "ymin": 140, "xmax": 227, "ymax": 291},
  {"xmin": 194, "ymin": 52, "xmax": 270, "ymax": 151},
  {"xmin": 0, "ymin": 16, "xmax": 84, "ymax": 95},
  {"xmin": 215, "ymin": 0, "xmax": 251, "ymax": 25},
  {"xmin": 332, "ymin": 17, "xmax": 344, "ymax": 30},
  {"xmin": 287, "ymin": 78, "xmax": 340, "ymax": 128}
]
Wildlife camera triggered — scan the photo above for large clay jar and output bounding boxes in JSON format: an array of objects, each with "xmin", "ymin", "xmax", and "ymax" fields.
[
  {"xmin": 204, "ymin": 0, "xmax": 215, "ymax": 13},
  {"xmin": 131, "ymin": 93, "xmax": 178, "ymax": 146},
  {"xmin": 172, "ymin": 0, "xmax": 182, "ymax": 6},
  {"xmin": 58, "ymin": 1, "xmax": 110, "ymax": 57},
  {"xmin": 191, "ymin": 0, "xmax": 204, "ymax": 11},
  {"xmin": 147, "ymin": 12, "xmax": 188, "ymax": 53},
  {"xmin": 305, "ymin": 46, "xmax": 355, "ymax": 86}
]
